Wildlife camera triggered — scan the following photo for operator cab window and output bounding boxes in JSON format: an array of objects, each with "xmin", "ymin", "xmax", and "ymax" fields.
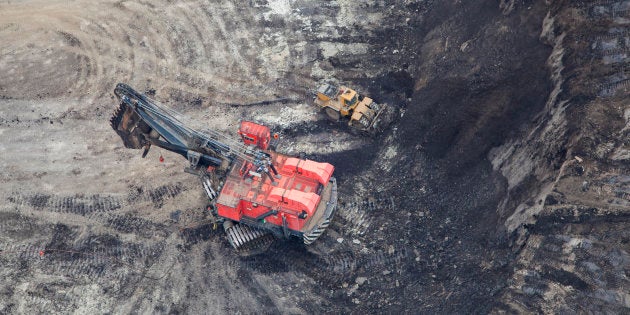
[{"xmin": 348, "ymin": 95, "xmax": 358, "ymax": 106}]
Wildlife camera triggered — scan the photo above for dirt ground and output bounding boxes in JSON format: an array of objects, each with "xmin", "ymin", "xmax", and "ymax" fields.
[{"xmin": 0, "ymin": 0, "xmax": 628, "ymax": 313}]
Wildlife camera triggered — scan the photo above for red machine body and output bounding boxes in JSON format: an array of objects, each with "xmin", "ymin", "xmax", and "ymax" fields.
[
  {"xmin": 111, "ymin": 84, "xmax": 337, "ymax": 249},
  {"xmin": 217, "ymin": 123, "xmax": 336, "ymax": 239}
]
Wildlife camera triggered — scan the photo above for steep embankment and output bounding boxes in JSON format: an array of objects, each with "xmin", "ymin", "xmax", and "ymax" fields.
[
  {"xmin": 369, "ymin": 0, "xmax": 555, "ymax": 312},
  {"xmin": 389, "ymin": 0, "xmax": 628, "ymax": 313},
  {"xmin": 492, "ymin": 1, "xmax": 630, "ymax": 312}
]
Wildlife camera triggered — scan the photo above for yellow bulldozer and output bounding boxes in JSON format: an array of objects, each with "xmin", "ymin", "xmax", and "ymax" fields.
[{"xmin": 314, "ymin": 83, "xmax": 396, "ymax": 134}]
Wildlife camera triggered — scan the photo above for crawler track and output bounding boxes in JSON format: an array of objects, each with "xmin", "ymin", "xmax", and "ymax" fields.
[{"xmin": 224, "ymin": 222, "xmax": 276, "ymax": 256}]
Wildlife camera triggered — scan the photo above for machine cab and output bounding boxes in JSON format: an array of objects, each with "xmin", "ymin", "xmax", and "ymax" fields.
[
  {"xmin": 238, "ymin": 121, "xmax": 271, "ymax": 150},
  {"xmin": 339, "ymin": 88, "xmax": 359, "ymax": 109}
]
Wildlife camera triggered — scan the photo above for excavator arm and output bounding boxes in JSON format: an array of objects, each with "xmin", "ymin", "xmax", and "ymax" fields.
[
  {"xmin": 111, "ymin": 83, "xmax": 226, "ymax": 168},
  {"xmin": 110, "ymin": 83, "xmax": 275, "ymax": 173}
]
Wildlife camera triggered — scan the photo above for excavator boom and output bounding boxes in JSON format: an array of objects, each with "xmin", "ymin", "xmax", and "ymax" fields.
[{"xmin": 111, "ymin": 83, "xmax": 274, "ymax": 170}]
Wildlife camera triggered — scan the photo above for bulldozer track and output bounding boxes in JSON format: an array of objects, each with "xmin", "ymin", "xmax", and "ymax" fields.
[
  {"xmin": 337, "ymin": 196, "xmax": 396, "ymax": 236},
  {"xmin": 589, "ymin": 1, "xmax": 630, "ymax": 19},
  {"xmin": 6, "ymin": 193, "xmax": 122, "ymax": 215},
  {"xmin": 230, "ymin": 245, "xmax": 409, "ymax": 286},
  {"xmin": 590, "ymin": 28, "xmax": 630, "ymax": 62},
  {"xmin": 593, "ymin": 35, "xmax": 630, "ymax": 54},
  {"xmin": 104, "ymin": 214, "xmax": 170, "ymax": 237},
  {"xmin": 5, "ymin": 183, "xmax": 186, "ymax": 215},
  {"xmin": 322, "ymin": 248, "xmax": 408, "ymax": 275},
  {"xmin": 294, "ymin": 247, "xmax": 410, "ymax": 285},
  {"xmin": 593, "ymin": 31, "xmax": 630, "ymax": 42},
  {"xmin": 3, "ymin": 190, "xmax": 180, "ymax": 238},
  {"xmin": 0, "ymin": 236, "xmax": 184, "ymax": 315},
  {"xmin": 19, "ymin": 295, "xmax": 72, "ymax": 314},
  {"xmin": 0, "ymin": 241, "xmax": 165, "ymax": 262},
  {"xmin": 145, "ymin": 184, "xmax": 185, "ymax": 206},
  {"xmin": 598, "ymin": 78, "xmax": 630, "ymax": 97},
  {"xmin": 125, "ymin": 183, "xmax": 187, "ymax": 206},
  {"xmin": 0, "ymin": 0, "xmax": 392, "ymax": 113},
  {"xmin": 601, "ymin": 52, "xmax": 630, "ymax": 65},
  {"xmin": 0, "ymin": 0, "xmax": 290, "ymax": 105},
  {"xmin": 0, "ymin": 211, "xmax": 37, "ymax": 234},
  {"xmin": 0, "ymin": 240, "xmax": 168, "ymax": 279},
  {"xmin": 178, "ymin": 222, "xmax": 220, "ymax": 247}
]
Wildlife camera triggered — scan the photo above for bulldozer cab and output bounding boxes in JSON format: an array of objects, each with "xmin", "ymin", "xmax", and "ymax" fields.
[{"xmin": 339, "ymin": 88, "xmax": 358, "ymax": 109}]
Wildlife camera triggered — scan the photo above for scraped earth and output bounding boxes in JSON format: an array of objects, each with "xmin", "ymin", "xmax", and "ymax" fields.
[{"xmin": 0, "ymin": 0, "xmax": 628, "ymax": 313}]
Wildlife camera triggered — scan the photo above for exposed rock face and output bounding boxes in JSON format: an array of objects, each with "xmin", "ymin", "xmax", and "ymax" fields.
[
  {"xmin": 393, "ymin": 0, "xmax": 629, "ymax": 312},
  {"xmin": 490, "ymin": 1, "xmax": 630, "ymax": 312}
]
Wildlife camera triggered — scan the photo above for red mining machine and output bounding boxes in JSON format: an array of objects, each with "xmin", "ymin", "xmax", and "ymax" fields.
[{"xmin": 110, "ymin": 83, "xmax": 337, "ymax": 254}]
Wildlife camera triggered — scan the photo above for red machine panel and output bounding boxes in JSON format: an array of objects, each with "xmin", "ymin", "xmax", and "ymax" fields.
[
  {"xmin": 281, "ymin": 157, "xmax": 334, "ymax": 185},
  {"xmin": 238, "ymin": 121, "xmax": 270, "ymax": 150},
  {"xmin": 215, "ymin": 153, "xmax": 334, "ymax": 233}
]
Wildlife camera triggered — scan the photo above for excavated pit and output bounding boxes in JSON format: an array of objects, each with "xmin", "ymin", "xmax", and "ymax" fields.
[{"xmin": 1, "ymin": 0, "xmax": 628, "ymax": 313}]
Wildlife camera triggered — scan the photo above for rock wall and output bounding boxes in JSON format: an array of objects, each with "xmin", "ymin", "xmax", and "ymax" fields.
[
  {"xmin": 395, "ymin": 0, "xmax": 629, "ymax": 312},
  {"xmin": 488, "ymin": 1, "xmax": 630, "ymax": 312}
]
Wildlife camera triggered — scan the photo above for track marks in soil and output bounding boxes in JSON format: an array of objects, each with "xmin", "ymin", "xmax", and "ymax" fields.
[
  {"xmin": 7, "ymin": 193, "xmax": 122, "ymax": 215},
  {"xmin": 337, "ymin": 195, "xmax": 396, "ymax": 236},
  {"xmin": 126, "ymin": 183, "xmax": 185, "ymax": 207},
  {"xmin": 178, "ymin": 222, "xmax": 220, "ymax": 248},
  {"xmin": 105, "ymin": 214, "xmax": 170, "ymax": 238},
  {"xmin": 3, "ymin": 183, "xmax": 186, "ymax": 238},
  {"xmin": 231, "ymin": 242, "xmax": 410, "ymax": 287},
  {"xmin": 1, "ymin": 0, "xmax": 399, "ymax": 106},
  {"xmin": 0, "ymin": 232, "xmax": 184, "ymax": 314},
  {"xmin": 6, "ymin": 182, "xmax": 186, "ymax": 213},
  {"xmin": 583, "ymin": 1, "xmax": 630, "ymax": 98},
  {"xmin": 318, "ymin": 247, "xmax": 409, "ymax": 284},
  {"xmin": 0, "ymin": 237, "xmax": 171, "ymax": 280},
  {"xmin": 502, "ymin": 229, "xmax": 630, "ymax": 312}
]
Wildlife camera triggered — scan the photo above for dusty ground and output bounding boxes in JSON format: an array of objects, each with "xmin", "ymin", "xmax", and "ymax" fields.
[{"xmin": 0, "ymin": 0, "xmax": 628, "ymax": 313}]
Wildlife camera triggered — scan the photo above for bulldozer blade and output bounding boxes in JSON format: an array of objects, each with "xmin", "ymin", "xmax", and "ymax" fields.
[
  {"xmin": 110, "ymin": 102, "xmax": 146, "ymax": 149},
  {"xmin": 370, "ymin": 103, "xmax": 398, "ymax": 134}
]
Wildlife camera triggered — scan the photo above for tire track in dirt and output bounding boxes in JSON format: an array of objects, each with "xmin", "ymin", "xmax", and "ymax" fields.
[
  {"xmin": 0, "ymin": 180, "xmax": 198, "ymax": 296},
  {"xmin": 0, "ymin": 222, "xmax": 187, "ymax": 282},
  {"xmin": 6, "ymin": 193, "xmax": 122, "ymax": 215},
  {"xmin": 0, "ymin": 235, "xmax": 183, "ymax": 313},
  {"xmin": 317, "ymin": 247, "xmax": 409, "ymax": 284},
  {"xmin": 204, "ymin": 2, "xmax": 256, "ymax": 82},
  {"xmin": 229, "ymin": 244, "xmax": 410, "ymax": 287},
  {"xmin": 587, "ymin": 21, "xmax": 630, "ymax": 98},
  {"xmin": 2, "ymin": 183, "xmax": 187, "ymax": 238},
  {"xmin": 0, "ymin": 1, "xmax": 262, "ymax": 103},
  {"xmin": 337, "ymin": 195, "xmax": 396, "ymax": 236},
  {"xmin": 5, "ymin": 183, "xmax": 185, "ymax": 214},
  {"xmin": 0, "ymin": 0, "xmax": 397, "ymax": 124},
  {"xmin": 0, "ymin": 238, "xmax": 168, "ymax": 279}
]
